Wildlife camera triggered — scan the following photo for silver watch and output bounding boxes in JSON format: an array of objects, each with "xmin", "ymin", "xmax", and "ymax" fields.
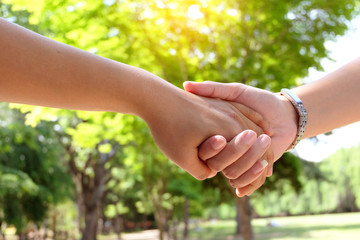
[{"xmin": 280, "ymin": 88, "xmax": 308, "ymax": 151}]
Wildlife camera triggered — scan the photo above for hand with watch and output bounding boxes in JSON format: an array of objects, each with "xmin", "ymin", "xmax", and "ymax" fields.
[
  {"xmin": 186, "ymin": 57, "xmax": 360, "ymax": 196},
  {"xmin": 185, "ymin": 82, "xmax": 306, "ymax": 196},
  {"xmin": 186, "ymin": 82, "xmax": 305, "ymax": 163}
]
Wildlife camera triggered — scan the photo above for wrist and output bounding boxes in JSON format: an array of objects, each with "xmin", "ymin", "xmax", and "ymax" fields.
[
  {"xmin": 133, "ymin": 74, "xmax": 186, "ymax": 126},
  {"xmin": 277, "ymin": 93, "xmax": 299, "ymax": 150},
  {"xmin": 109, "ymin": 64, "xmax": 181, "ymax": 121},
  {"xmin": 279, "ymin": 88, "xmax": 308, "ymax": 150}
]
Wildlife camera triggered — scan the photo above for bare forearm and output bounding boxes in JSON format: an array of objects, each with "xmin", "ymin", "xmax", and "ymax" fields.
[
  {"xmin": 0, "ymin": 18, "xmax": 174, "ymax": 116},
  {"xmin": 293, "ymin": 58, "xmax": 360, "ymax": 138},
  {"xmin": 1, "ymin": 19, "xmax": 273, "ymax": 181}
]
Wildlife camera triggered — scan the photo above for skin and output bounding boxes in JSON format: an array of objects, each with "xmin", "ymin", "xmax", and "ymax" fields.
[
  {"xmin": 186, "ymin": 57, "xmax": 360, "ymax": 195},
  {"xmin": 0, "ymin": 18, "xmax": 273, "ymax": 181}
]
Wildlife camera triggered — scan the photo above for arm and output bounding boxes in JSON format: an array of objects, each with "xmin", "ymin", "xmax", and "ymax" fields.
[
  {"xmin": 293, "ymin": 58, "xmax": 360, "ymax": 138},
  {"xmin": 0, "ymin": 17, "xmax": 158, "ymax": 115},
  {"xmin": 0, "ymin": 19, "xmax": 272, "ymax": 180}
]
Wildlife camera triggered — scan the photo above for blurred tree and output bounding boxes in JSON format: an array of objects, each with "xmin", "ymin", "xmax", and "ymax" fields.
[
  {"xmin": 251, "ymin": 144, "xmax": 360, "ymax": 217},
  {"xmin": 0, "ymin": 103, "xmax": 71, "ymax": 237},
  {"xmin": 2, "ymin": 0, "xmax": 360, "ymax": 239},
  {"xmin": 52, "ymin": 111, "xmax": 136, "ymax": 240}
]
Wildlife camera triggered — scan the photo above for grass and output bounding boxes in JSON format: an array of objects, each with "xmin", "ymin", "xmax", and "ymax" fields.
[
  {"xmin": 4, "ymin": 212, "xmax": 360, "ymax": 240},
  {"xmin": 187, "ymin": 212, "xmax": 360, "ymax": 240}
]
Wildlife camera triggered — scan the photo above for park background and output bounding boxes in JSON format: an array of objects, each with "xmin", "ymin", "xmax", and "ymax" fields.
[{"xmin": 1, "ymin": 0, "xmax": 360, "ymax": 239}]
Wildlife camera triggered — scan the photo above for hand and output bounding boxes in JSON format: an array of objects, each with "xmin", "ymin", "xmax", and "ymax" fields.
[
  {"xmin": 184, "ymin": 81, "xmax": 298, "ymax": 162},
  {"xmin": 142, "ymin": 85, "xmax": 272, "ymax": 180},
  {"xmin": 184, "ymin": 81, "xmax": 297, "ymax": 194},
  {"xmin": 199, "ymin": 131, "xmax": 273, "ymax": 196}
]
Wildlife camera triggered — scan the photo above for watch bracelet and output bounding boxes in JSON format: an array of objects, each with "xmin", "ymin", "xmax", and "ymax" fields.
[{"xmin": 280, "ymin": 88, "xmax": 308, "ymax": 151}]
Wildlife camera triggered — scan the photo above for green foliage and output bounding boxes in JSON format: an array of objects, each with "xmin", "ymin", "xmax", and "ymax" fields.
[
  {"xmin": 4, "ymin": 0, "xmax": 359, "ymax": 90},
  {"xmin": 0, "ymin": 104, "xmax": 71, "ymax": 233},
  {"xmin": 252, "ymin": 144, "xmax": 360, "ymax": 216}
]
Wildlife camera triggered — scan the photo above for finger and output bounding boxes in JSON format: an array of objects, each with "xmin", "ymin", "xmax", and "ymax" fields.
[
  {"xmin": 222, "ymin": 134, "xmax": 271, "ymax": 179},
  {"xmin": 198, "ymin": 135, "xmax": 227, "ymax": 160},
  {"xmin": 184, "ymin": 81, "xmax": 273, "ymax": 136},
  {"xmin": 236, "ymin": 172, "xmax": 267, "ymax": 197},
  {"xmin": 184, "ymin": 159, "xmax": 217, "ymax": 180},
  {"xmin": 231, "ymin": 147, "xmax": 274, "ymax": 192},
  {"xmin": 267, "ymin": 165, "xmax": 273, "ymax": 177},
  {"xmin": 180, "ymin": 149, "xmax": 218, "ymax": 180},
  {"xmin": 205, "ymin": 130, "xmax": 257, "ymax": 172},
  {"xmin": 229, "ymin": 160, "xmax": 268, "ymax": 188},
  {"xmin": 264, "ymin": 145, "xmax": 274, "ymax": 177},
  {"xmin": 184, "ymin": 81, "xmax": 275, "ymax": 121},
  {"xmin": 230, "ymin": 147, "xmax": 274, "ymax": 189},
  {"xmin": 183, "ymin": 81, "xmax": 247, "ymax": 102}
]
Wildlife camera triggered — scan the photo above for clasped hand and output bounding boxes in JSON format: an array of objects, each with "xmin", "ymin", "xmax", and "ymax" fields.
[
  {"xmin": 183, "ymin": 81, "xmax": 298, "ymax": 197},
  {"xmin": 144, "ymin": 81, "xmax": 296, "ymax": 197}
]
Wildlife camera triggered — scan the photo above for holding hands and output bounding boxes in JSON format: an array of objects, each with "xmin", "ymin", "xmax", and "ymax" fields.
[
  {"xmin": 186, "ymin": 82, "xmax": 298, "ymax": 196},
  {"xmin": 189, "ymin": 57, "xmax": 360, "ymax": 196},
  {"xmin": 1, "ymin": 18, "xmax": 275, "ymax": 196}
]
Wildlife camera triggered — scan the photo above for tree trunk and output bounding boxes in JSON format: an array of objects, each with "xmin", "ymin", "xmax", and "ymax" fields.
[
  {"xmin": 152, "ymin": 199, "xmax": 170, "ymax": 240},
  {"xmin": 183, "ymin": 197, "xmax": 189, "ymax": 239},
  {"xmin": 236, "ymin": 196, "xmax": 253, "ymax": 240},
  {"xmin": 17, "ymin": 233, "xmax": 26, "ymax": 240},
  {"xmin": 66, "ymin": 143, "xmax": 117, "ymax": 240},
  {"xmin": 235, "ymin": 199, "xmax": 242, "ymax": 235},
  {"xmin": 75, "ymin": 190, "xmax": 85, "ymax": 233},
  {"xmin": 51, "ymin": 211, "xmax": 57, "ymax": 240},
  {"xmin": 81, "ymin": 161, "xmax": 106, "ymax": 240},
  {"xmin": 114, "ymin": 209, "xmax": 123, "ymax": 240},
  {"xmin": 0, "ymin": 222, "xmax": 6, "ymax": 240},
  {"xmin": 170, "ymin": 219, "xmax": 178, "ymax": 240},
  {"xmin": 82, "ymin": 204, "xmax": 99, "ymax": 240},
  {"xmin": 154, "ymin": 209, "xmax": 165, "ymax": 240}
]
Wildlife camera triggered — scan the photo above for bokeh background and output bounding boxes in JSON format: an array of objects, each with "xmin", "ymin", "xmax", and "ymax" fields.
[{"xmin": 0, "ymin": 0, "xmax": 360, "ymax": 240}]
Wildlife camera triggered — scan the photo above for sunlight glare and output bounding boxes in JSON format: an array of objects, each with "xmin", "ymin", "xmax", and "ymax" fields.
[
  {"xmin": 156, "ymin": 0, "xmax": 165, "ymax": 9},
  {"xmin": 188, "ymin": 5, "xmax": 204, "ymax": 20},
  {"xmin": 226, "ymin": 9, "xmax": 237, "ymax": 17}
]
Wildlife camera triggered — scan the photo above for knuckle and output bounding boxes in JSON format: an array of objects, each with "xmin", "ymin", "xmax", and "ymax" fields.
[
  {"xmin": 207, "ymin": 160, "xmax": 223, "ymax": 172},
  {"xmin": 229, "ymin": 111, "xmax": 240, "ymax": 122},
  {"xmin": 254, "ymin": 175, "xmax": 266, "ymax": 189},
  {"xmin": 194, "ymin": 172, "xmax": 208, "ymax": 181},
  {"xmin": 249, "ymin": 110, "xmax": 261, "ymax": 122},
  {"xmin": 222, "ymin": 167, "xmax": 239, "ymax": 180},
  {"xmin": 229, "ymin": 83, "xmax": 245, "ymax": 99},
  {"xmin": 231, "ymin": 179, "xmax": 246, "ymax": 188},
  {"xmin": 228, "ymin": 142, "xmax": 241, "ymax": 156}
]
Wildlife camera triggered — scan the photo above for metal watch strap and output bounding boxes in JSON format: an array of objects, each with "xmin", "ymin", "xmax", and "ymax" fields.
[{"xmin": 280, "ymin": 88, "xmax": 308, "ymax": 151}]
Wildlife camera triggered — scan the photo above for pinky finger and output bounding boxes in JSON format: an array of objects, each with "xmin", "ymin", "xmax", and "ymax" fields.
[{"xmin": 235, "ymin": 174, "xmax": 266, "ymax": 197}]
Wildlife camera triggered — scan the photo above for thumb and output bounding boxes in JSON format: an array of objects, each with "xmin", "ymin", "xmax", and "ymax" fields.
[
  {"xmin": 198, "ymin": 135, "xmax": 227, "ymax": 160},
  {"xmin": 183, "ymin": 81, "xmax": 248, "ymax": 102},
  {"xmin": 184, "ymin": 81, "xmax": 276, "ymax": 118}
]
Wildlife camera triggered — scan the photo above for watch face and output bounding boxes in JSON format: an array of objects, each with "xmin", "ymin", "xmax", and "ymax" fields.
[
  {"xmin": 281, "ymin": 89, "xmax": 302, "ymax": 104},
  {"xmin": 281, "ymin": 89, "xmax": 308, "ymax": 151}
]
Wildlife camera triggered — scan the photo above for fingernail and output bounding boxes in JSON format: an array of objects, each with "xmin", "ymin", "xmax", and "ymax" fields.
[
  {"xmin": 259, "ymin": 135, "xmax": 271, "ymax": 148},
  {"xmin": 211, "ymin": 136, "xmax": 226, "ymax": 150},
  {"xmin": 244, "ymin": 131, "xmax": 257, "ymax": 144},
  {"xmin": 236, "ymin": 188, "xmax": 242, "ymax": 197},
  {"xmin": 236, "ymin": 130, "xmax": 256, "ymax": 145},
  {"xmin": 252, "ymin": 160, "xmax": 268, "ymax": 174},
  {"xmin": 207, "ymin": 170, "xmax": 217, "ymax": 178}
]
